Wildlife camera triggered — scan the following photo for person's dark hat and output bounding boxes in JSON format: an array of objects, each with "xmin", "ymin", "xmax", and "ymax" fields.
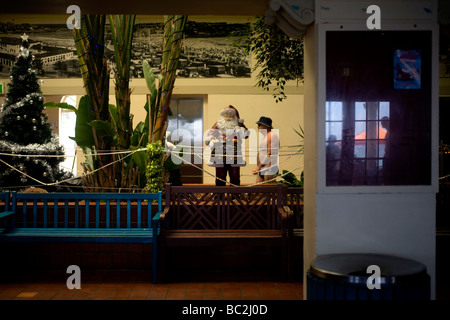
[{"xmin": 256, "ymin": 116, "xmax": 272, "ymax": 129}]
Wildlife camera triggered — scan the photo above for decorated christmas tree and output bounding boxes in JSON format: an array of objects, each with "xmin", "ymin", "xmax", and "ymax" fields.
[{"xmin": 0, "ymin": 34, "xmax": 74, "ymax": 191}]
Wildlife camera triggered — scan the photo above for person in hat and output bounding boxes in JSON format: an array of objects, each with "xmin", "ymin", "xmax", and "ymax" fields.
[
  {"xmin": 206, "ymin": 105, "xmax": 249, "ymax": 186},
  {"xmin": 252, "ymin": 116, "xmax": 279, "ymax": 183}
]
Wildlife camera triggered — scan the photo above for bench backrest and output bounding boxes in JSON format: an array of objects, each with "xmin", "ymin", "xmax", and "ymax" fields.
[
  {"xmin": 11, "ymin": 191, "xmax": 162, "ymax": 229},
  {"xmin": 164, "ymin": 184, "xmax": 287, "ymax": 230},
  {"xmin": 0, "ymin": 191, "xmax": 10, "ymax": 212}
]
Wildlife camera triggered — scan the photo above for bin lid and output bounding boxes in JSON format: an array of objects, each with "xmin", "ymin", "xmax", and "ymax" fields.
[{"xmin": 310, "ymin": 253, "xmax": 428, "ymax": 285}]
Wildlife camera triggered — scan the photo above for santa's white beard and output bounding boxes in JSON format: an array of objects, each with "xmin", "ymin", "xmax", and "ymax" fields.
[{"xmin": 217, "ymin": 117, "xmax": 239, "ymax": 132}]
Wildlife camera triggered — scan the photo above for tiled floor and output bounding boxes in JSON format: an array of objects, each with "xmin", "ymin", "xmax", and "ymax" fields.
[
  {"xmin": 1, "ymin": 268, "xmax": 449, "ymax": 300},
  {"xmin": 0, "ymin": 269, "xmax": 304, "ymax": 300}
]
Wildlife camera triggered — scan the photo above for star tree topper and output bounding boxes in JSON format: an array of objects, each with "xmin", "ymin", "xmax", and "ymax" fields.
[{"xmin": 19, "ymin": 33, "xmax": 30, "ymax": 58}]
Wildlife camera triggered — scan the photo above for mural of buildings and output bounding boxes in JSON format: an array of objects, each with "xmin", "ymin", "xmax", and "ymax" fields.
[{"xmin": 0, "ymin": 18, "xmax": 251, "ymax": 79}]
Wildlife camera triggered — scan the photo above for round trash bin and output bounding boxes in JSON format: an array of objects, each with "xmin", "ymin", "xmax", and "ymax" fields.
[{"xmin": 307, "ymin": 253, "xmax": 430, "ymax": 300}]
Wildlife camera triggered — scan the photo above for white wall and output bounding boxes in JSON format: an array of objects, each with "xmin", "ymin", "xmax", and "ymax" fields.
[{"xmin": 315, "ymin": 193, "xmax": 436, "ymax": 277}]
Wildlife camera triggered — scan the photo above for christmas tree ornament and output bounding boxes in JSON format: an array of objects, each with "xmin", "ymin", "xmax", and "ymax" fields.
[
  {"xmin": 32, "ymin": 118, "xmax": 36, "ymax": 123},
  {"xmin": 4, "ymin": 131, "xmax": 8, "ymax": 136},
  {"xmin": 23, "ymin": 114, "xmax": 27, "ymax": 118},
  {"xmin": 33, "ymin": 126, "xmax": 37, "ymax": 131},
  {"xmin": 34, "ymin": 159, "xmax": 39, "ymax": 164},
  {"xmin": 16, "ymin": 116, "xmax": 21, "ymax": 120},
  {"xmin": 22, "ymin": 48, "xmax": 29, "ymax": 58},
  {"xmin": 43, "ymin": 172, "xmax": 48, "ymax": 177}
]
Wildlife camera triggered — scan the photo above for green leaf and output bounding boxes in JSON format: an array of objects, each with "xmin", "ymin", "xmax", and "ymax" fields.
[
  {"xmin": 143, "ymin": 101, "xmax": 150, "ymax": 132},
  {"xmin": 134, "ymin": 121, "xmax": 145, "ymax": 134},
  {"xmin": 72, "ymin": 95, "xmax": 95, "ymax": 149},
  {"xmin": 88, "ymin": 120, "xmax": 116, "ymax": 138},
  {"xmin": 82, "ymin": 146, "xmax": 96, "ymax": 172},
  {"xmin": 44, "ymin": 101, "xmax": 77, "ymax": 113},
  {"xmin": 293, "ymin": 124, "xmax": 304, "ymax": 139},
  {"xmin": 131, "ymin": 121, "xmax": 148, "ymax": 147},
  {"xmin": 130, "ymin": 146, "xmax": 146, "ymax": 172},
  {"xmin": 109, "ymin": 104, "xmax": 119, "ymax": 128},
  {"xmin": 143, "ymin": 61, "xmax": 162, "ymax": 130},
  {"xmin": 143, "ymin": 60, "xmax": 157, "ymax": 98}
]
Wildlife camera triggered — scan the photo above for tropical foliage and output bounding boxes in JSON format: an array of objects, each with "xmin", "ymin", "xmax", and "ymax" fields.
[
  {"xmin": 47, "ymin": 14, "xmax": 188, "ymax": 193},
  {"xmin": 276, "ymin": 124, "xmax": 304, "ymax": 187},
  {"xmin": 145, "ymin": 141, "xmax": 165, "ymax": 193},
  {"xmin": 146, "ymin": 15, "xmax": 188, "ymax": 143},
  {"xmin": 229, "ymin": 16, "xmax": 304, "ymax": 103},
  {"xmin": 144, "ymin": 15, "xmax": 188, "ymax": 192},
  {"xmin": 47, "ymin": 14, "xmax": 143, "ymax": 192}
]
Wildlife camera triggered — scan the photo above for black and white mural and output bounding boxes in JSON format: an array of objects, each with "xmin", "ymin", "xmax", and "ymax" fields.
[{"xmin": 0, "ymin": 16, "xmax": 251, "ymax": 79}]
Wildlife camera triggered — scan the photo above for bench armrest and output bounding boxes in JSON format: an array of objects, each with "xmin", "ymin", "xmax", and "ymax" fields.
[
  {"xmin": 152, "ymin": 211, "xmax": 161, "ymax": 222},
  {"xmin": 0, "ymin": 211, "xmax": 14, "ymax": 220},
  {"xmin": 0, "ymin": 211, "xmax": 15, "ymax": 233},
  {"xmin": 277, "ymin": 206, "xmax": 292, "ymax": 219},
  {"xmin": 160, "ymin": 207, "xmax": 170, "ymax": 222},
  {"xmin": 278, "ymin": 206, "xmax": 293, "ymax": 236}
]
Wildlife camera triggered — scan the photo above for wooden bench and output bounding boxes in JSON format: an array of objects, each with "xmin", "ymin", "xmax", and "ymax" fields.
[
  {"xmin": 158, "ymin": 183, "xmax": 295, "ymax": 282},
  {"xmin": 0, "ymin": 191, "xmax": 162, "ymax": 283}
]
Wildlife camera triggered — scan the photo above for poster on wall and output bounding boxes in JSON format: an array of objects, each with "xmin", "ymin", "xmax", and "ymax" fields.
[
  {"xmin": 0, "ymin": 15, "xmax": 251, "ymax": 79},
  {"xmin": 393, "ymin": 49, "xmax": 422, "ymax": 89}
]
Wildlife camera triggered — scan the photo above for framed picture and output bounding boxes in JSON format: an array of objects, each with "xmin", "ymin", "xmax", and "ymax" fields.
[
  {"xmin": 0, "ymin": 15, "xmax": 251, "ymax": 79},
  {"xmin": 393, "ymin": 49, "xmax": 422, "ymax": 89}
]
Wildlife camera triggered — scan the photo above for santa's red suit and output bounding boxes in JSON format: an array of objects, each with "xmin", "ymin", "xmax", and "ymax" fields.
[{"xmin": 206, "ymin": 105, "xmax": 249, "ymax": 186}]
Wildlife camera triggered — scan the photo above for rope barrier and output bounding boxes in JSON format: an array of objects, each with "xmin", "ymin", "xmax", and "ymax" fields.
[
  {"xmin": 0, "ymin": 144, "xmax": 303, "ymax": 189},
  {"xmin": 0, "ymin": 148, "xmax": 142, "ymax": 158},
  {"xmin": 3, "ymin": 183, "xmax": 143, "ymax": 192},
  {"xmin": 168, "ymin": 151, "xmax": 303, "ymax": 187},
  {"xmin": 0, "ymin": 145, "xmax": 303, "ymax": 158},
  {"xmin": 6, "ymin": 138, "xmax": 450, "ymax": 188},
  {"xmin": 0, "ymin": 150, "xmax": 135, "ymax": 187}
]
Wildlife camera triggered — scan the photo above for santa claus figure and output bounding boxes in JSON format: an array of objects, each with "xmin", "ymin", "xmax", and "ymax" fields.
[{"xmin": 206, "ymin": 105, "xmax": 249, "ymax": 186}]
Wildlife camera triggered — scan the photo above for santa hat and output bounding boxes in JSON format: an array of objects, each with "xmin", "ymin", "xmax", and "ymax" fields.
[{"xmin": 220, "ymin": 105, "xmax": 244, "ymax": 124}]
